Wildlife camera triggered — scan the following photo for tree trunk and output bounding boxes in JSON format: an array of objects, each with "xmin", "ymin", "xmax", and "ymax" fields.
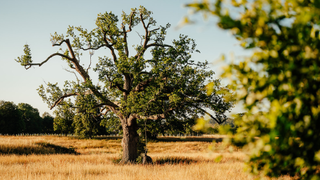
[{"xmin": 120, "ymin": 118, "xmax": 139, "ymax": 163}]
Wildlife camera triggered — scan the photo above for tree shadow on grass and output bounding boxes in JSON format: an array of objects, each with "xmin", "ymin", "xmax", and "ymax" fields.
[
  {"xmin": 156, "ymin": 137, "xmax": 224, "ymax": 143},
  {"xmin": 153, "ymin": 156, "xmax": 200, "ymax": 165},
  {"xmin": 111, "ymin": 156, "xmax": 202, "ymax": 165},
  {"xmin": 0, "ymin": 142, "xmax": 79, "ymax": 155}
]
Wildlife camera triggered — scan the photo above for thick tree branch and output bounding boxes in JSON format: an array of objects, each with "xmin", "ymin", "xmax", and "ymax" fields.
[
  {"xmin": 135, "ymin": 42, "xmax": 173, "ymax": 61},
  {"xmin": 123, "ymin": 26, "xmax": 129, "ymax": 57},
  {"xmin": 98, "ymin": 107, "xmax": 110, "ymax": 116},
  {"xmin": 63, "ymin": 39, "xmax": 119, "ymax": 108},
  {"xmin": 138, "ymin": 71, "xmax": 152, "ymax": 76},
  {"xmin": 122, "ymin": 11, "xmax": 135, "ymax": 57},
  {"xmin": 64, "ymin": 39, "xmax": 77, "ymax": 60},
  {"xmin": 127, "ymin": 106, "xmax": 175, "ymax": 126},
  {"xmin": 46, "ymin": 39, "xmax": 120, "ymax": 109},
  {"xmin": 100, "ymin": 29, "xmax": 117, "ymax": 63},
  {"xmin": 140, "ymin": 14, "xmax": 149, "ymax": 48},
  {"xmin": 194, "ymin": 106, "xmax": 227, "ymax": 124},
  {"xmin": 114, "ymin": 83, "xmax": 129, "ymax": 93},
  {"xmin": 50, "ymin": 90, "xmax": 93, "ymax": 110},
  {"xmin": 50, "ymin": 93, "xmax": 79, "ymax": 110},
  {"xmin": 79, "ymin": 44, "xmax": 107, "ymax": 51},
  {"xmin": 132, "ymin": 13, "xmax": 150, "ymax": 61},
  {"xmin": 52, "ymin": 40, "xmax": 67, "ymax": 47},
  {"xmin": 127, "ymin": 12, "xmax": 135, "ymax": 32},
  {"xmin": 133, "ymin": 114, "xmax": 165, "ymax": 120},
  {"xmin": 105, "ymin": 73, "xmax": 128, "ymax": 93},
  {"xmin": 24, "ymin": 53, "xmax": 72, "ymax": 70},
  {"xmin": 145, "ymin": 43, "xmax": 173, "ymax": 49},
  {"xmin": 123, "ymin": 74, "xmax": 132, "ymax": 95}
]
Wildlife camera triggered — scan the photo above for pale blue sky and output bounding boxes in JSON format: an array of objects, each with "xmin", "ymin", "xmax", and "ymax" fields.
[{"xmin": 0, "ymin": 0, "xmax": 249, "ymax": 116}]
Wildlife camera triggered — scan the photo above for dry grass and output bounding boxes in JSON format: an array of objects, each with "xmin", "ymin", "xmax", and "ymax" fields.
[{"xmin": 0, "ymin": 136, "xmax": 293, "ymax": 180}]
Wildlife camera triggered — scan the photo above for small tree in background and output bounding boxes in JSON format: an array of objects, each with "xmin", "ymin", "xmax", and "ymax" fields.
[
  {"xmin": 73, "ymin": 94, "xmax": 107, "ymax": 138},
  {"xmin": 18, "ymin": 103, "xmax": 42, "ymax": 134},
  {"xmin": 52, "ymin": 101, "xmax": 75, "ymax": 135},
  {"xmin": 187, "ymin": 0, "xmax": 320, "ymax": 179}
]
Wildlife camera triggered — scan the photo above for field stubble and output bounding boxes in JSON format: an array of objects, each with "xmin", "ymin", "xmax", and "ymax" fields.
[{"xmin": 0, "ymin": 136, "xmax": 293, "ymax": 180}]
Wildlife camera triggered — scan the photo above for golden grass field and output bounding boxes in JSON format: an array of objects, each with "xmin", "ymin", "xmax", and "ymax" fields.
[{"xmin": 0, "ymin": 135, "xmax": 294, "ymax": 180}]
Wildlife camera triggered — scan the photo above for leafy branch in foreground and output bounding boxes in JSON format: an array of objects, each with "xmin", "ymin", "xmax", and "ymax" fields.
[{"xmin": 187, "ymin": 0, "xmax": 320, "ymax": 179}]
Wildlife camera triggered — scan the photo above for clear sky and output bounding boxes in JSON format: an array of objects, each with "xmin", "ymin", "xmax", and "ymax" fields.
[{"xmin": 0, "ymin": 0, "xmax": 249, "ymax": 116}]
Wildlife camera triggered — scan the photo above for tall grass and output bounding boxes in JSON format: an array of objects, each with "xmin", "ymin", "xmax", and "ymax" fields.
[{"xmin": 0, "ymin": 136, "xmax": 293, "ymax": 180}]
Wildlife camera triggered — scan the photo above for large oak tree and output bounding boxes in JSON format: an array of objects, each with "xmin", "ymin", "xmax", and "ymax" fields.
[{"xmin": 16, "ymin": 6, "xmax": 233, "ymax": 163}]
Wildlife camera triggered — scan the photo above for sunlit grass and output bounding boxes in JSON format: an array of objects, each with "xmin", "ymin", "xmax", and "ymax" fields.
[{"xmin": 0, "ymin": 136, "xmax": 294, "ymax": 180}]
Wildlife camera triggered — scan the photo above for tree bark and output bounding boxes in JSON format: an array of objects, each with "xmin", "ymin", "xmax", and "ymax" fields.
[{"xmin": 120, "ymin": 118, "xmax": 139, "ymax": 163}]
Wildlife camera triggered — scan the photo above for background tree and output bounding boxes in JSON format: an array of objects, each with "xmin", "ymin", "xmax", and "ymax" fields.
[
  {"xmin": 41, "ymin": 112, "xmax": 54, "ymax": 134},
  {"xmin": 100, "ymin": 112, "xmax": 122, "ymax": 135},
  {"xmin": 17, "ymin": 103, "xmax": 42, "ymax": 134},
  {"xmin": 44, "ymin": 84, "xmax": 108, "ymax": 137},
  {"xmin": 73, "ymin": 94, "xmax": 107, "ymax": 138},
  {"xmin": 187, "ymin": 0, "xmax": 320, "ymax": 179},
  {"xmin": 52, "ymin": 101, "xmax": 75, "ymax": 135},
  {"xmin": 16, "ymin": 6, "xmax": 233, "ymax": 163},
  {"xmin": 0, "ymin": 101, "xmax": 25, "ymax": 134}
]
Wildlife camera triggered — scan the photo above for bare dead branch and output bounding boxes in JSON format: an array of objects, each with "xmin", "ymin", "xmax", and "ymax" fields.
[
  {"xmin": 86, "ymin": 51, "xmax": 94, "ymax": 72},
  {"xmin": 63, "ymin": 68, "xmax": 79, "ymax": 82}
]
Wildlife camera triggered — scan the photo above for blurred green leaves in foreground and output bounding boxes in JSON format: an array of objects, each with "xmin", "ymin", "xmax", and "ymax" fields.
[{"xmin": 188, "ymin": 0, "xmax": 320, "ymax": 179}]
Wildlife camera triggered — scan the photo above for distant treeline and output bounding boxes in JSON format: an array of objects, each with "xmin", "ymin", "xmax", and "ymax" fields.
[
  {"xmin": 0, "ymin": 100, "xmax": 210, "ymax": 138},
  {"xmin": 0, "ymin": 101, "xmax": 54, "ymax": 134},
  {"xmin": 0, "ymin": 100, "xmax": 110, "ymax": 137}
]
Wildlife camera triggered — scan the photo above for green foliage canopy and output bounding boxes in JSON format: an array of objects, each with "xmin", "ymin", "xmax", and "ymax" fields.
[
  {"xmin": 18, "ymin": 6, "xmax": 233, "ymax": 129},
  {"xmin": 187, "ymin": 0, "xmax": 320, "ymax": 178},
  {"xmin": 188, "ymin": 0, "xmax": 320, "ymax": 179}
]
